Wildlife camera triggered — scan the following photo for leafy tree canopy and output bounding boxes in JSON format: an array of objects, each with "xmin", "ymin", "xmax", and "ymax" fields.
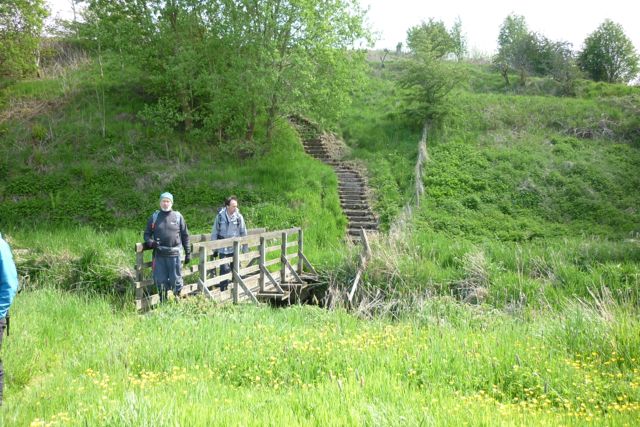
[
  {"xmin": 578, "ymin": 19, "xmax": 639, "ymax": 83},
  {"xmin": 0, "ymin": 0, "xmax": 49, "ymax": 80},
  {"xmin": 78, "ymin": 0, "xmax": 370, "ymax": 142},
  {"xmin": 494, "ymin": 14, "xmax": 576, "ymax": 88},
  {"xmin": 406, "ymin": 18, "xmax": 455, "ymax": 59}
]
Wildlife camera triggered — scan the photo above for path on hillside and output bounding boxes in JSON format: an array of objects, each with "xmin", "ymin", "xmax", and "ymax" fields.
[{"xmin": 290, "ymin": 116, "xmax": 378, "ymax": 240}]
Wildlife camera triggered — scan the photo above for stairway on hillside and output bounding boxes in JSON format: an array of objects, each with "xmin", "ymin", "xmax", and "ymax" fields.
[{"xmin": 291, "ymin": 116, "xmax": 378, "ymax": 240}]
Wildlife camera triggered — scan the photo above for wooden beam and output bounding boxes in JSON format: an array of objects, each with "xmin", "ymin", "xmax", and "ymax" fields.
[
  {"xmin": 136, "ymin": 294, "xmax": 160, "ymax": 312},
  {"xmin": 135, "ymin": 251, "xmax": 144, "ymax": 281},
  {"xmin": 239, "ymin": 264, "xmax": 260, "ymax": 276},
  {"xmin": 233, "ymin": 270, "xmax": 258, "ymax": 304},
  {"xmin": 263, "ymin": 258, "xmax": 280, "ymax": 268},
  {"xmin": 297, "ymin": 229, "xmax": 304, "ymax": 274},
  {"xmin": 203, "ymin": 257, "xmax": 234, "ymax": 270},
  {"xmin": 261, "ymin": 265, "xmax": 284, "ymax": 294},
  {"xmin": 198, "ymin": 278, "xmax": 213, "ymax": 300},
  {"xmin": 348, "ymin": 228, "xmax": 372, "ymax": 304},
  {"xmin": 282, "ymin": 255, "xmax": 303, "ymax": 284},
  {"xmin": 259, "ymin": 236, "xmax": 266, "ymax": 293},
  {"xmin": 361, "ymin": 227, "xmax": 371, "ymax": 257},
  {"xmin": 135, "ymin": 279, "xmax": 154, "ymax": 289},
  {"xmin": 280, "ymin": 232, "xmax": 287, "ymax": 284},
  {"xmin": 233, "ymin": 241, "xmax": 240, "ymax": 304},
  {"xmin": 264, "ymin": 244, "xmax": 281, "ymax": 253},
  {"xmin": 198, "ymin": 245, "xmax": 206, "ymax": 286},
  {"xmin": 299, "ymin": 252, "xmax": 317, "ymax": 275},
  {"xmin": 204, "ymin": 272, "xmax": 233, "ymax": 287}
]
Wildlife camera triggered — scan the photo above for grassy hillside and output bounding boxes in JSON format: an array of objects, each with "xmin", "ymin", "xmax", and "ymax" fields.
[
  {"xmin": 0, "ymin": 60, "xmax": 348, "ymax": 266},
  {"xmin": 338, "ymin": 63, "xmax": 640, "ymax": 308},
  {"xmin": 1, "ymin": 57, "xmax": 639, "ymax": 425}
]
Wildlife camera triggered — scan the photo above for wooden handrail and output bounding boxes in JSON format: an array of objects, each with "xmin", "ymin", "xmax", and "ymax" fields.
[{"xmin": 134, "ymin": 226, "xmax": 312, "ymax": 311}]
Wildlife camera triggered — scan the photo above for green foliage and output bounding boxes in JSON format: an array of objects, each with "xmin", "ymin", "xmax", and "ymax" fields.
[
  {"xmin": 406, "ymin": 18, "xmax": 455, "ymax": 59},
  {"xmin": 338, "ymin": 60, "xmax": 640, "ymax": 310},
  {"xmin": 578, "ymin": 20, "xmax": 639, "ymax": 83},
  {"xmin": 1, "ymin": 40, "xmax": 640, "ymax": 426},
  {"xmin": 494, "ymin": 14, "xmax": 577, "ymax": 89},
  {"xmin": 0, "ymin": 0, "xmax": 49, "ymax": 79},
  {"xmin": 449, "ymin": 17, "xmax": 466, "ymax": 61},
  {"xmin": 397, "ymin": 55, "xmax": 464, "ymax": 125},
  {"xmin": 138, "ymin": 98, "xmax": 184, "ymax": 138},
  {"xmin": 494, "ymin": 14, "xmax": 529, "ymax": 86},
  {"xmin": 0, "ymin": 67, "xmax": 348, "ymax": 265},
  {"xmin": 81, "ymin": 0, "xmax": 370, "ymax": 141}
]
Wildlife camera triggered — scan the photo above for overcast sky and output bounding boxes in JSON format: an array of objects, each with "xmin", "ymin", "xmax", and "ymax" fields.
[
  {"xmin": 360, "ymin": 0, "xmax": 639, "ymax": 55},
  {"xmin": 47, "ymin": 0, "xmax": 639, "ymax": 55}
]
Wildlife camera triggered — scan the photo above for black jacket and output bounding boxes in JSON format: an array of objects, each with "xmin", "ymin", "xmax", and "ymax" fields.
[{"xmin": 143, "ymin": 210, "xmax": 190, "ymax": 257}]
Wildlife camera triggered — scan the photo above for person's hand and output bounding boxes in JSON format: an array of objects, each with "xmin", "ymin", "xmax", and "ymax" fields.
[
  {"xmin": 146, "ymin": 240, "xmax": 158, "ymax": 249},
  {"xmin": 184, "ymin": 253, "xmax": 191, "ymax": 264}
]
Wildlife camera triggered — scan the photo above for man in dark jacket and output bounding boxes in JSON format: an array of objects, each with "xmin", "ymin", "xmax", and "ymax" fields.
[
  {"xmin": 144, "ymin": 192, "xmax": 190, "ymax": 301},
  {"xmin": 0, "ymin": 233, "xmax": 18, "ymax": 405}
]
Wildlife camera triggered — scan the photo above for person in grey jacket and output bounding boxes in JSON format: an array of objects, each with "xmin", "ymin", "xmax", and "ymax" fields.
[
  {"xmin": 211, "ymin": 195, "xmax": 247, "ymax": 291},
  {"xmin": 144, "ymin": 192, "xmax": 190, "ymax": 301}
]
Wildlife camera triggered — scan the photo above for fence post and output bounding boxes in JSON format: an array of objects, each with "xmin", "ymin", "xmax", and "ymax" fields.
[
  {"xmin": 198, "ymin": 245, "xmax": 206, "ymax": 291},
  {"xmin": 280, "ymin": 232, "xmax": 287, "ymax": 284},
  {"xmin": 135, "ymin": 245, "xmax": 145, "ymax": 307},
  {"xmin": 259, "ymin": 236, "xmax": 266, "ymax": 293},
  {"xmin": 233, "ymin": 240, "xmax": 240, "ymax": 304},
  {"xmin": 297, "ymin": 229, "xmax": 303, "ymax": 275},
  {"xmin": 135, "ymin": 248, "xmax": 144, "ymax": 282}
]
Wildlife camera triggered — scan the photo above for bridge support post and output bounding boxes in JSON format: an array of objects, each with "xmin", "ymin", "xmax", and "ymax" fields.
[
  {"xmin": 280, "ymin": 232, "xmax": 287, "ymax": 284},
  {"xmin": 198, "ymin": 245, "xmax": 206, "ymax": 291},
  {"xmin": 233, "ymin": 241, "xmax": 240, "ymax": 304},
  {"xmin": 297, "ymin": 229, "xmax": 303, "ymax": 275},
  {"xmin": 259, "ymin": 236, "xmax": 266, "ymax": 293}
]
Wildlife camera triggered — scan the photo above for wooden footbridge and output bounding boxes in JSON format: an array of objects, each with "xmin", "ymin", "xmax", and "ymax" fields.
[{"xmin": 134, "ymin": 227, "xmax": 318, "ymax": 312}]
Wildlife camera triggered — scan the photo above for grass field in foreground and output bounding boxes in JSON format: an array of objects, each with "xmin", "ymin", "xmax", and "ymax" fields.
[{"xmin": 2, "ymin": 288, "xmax": 638, "ymax": 426}]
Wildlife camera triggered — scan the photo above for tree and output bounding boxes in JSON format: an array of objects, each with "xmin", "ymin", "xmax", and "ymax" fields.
[
  {"xmin": 578, "ymin": 20, "xmax": 639, "ymax": 83},
  {"xmin": 398, "ymin": 52, "xmax": 461, "ymax": 124},
  {"xmin": 0, "ymin": 0, "xmax": 49, "ymax": 79},
  {"xmin": 83, "ymin": 0, "xmax": 369, "ymax": 143},
  {"xmin": 529, "ymin": 35, "xmax": 577, "ymax": 93},
  {"xmin": 493, "ymin": 14, "xmax": 529, "ymax": 85},
  {"xmin": 379, "ymin": 48, "xmax": 389, "ymax": 68},
  {"xmin": 400, "ymin": 18, "xmax": 465, "ymax": 125},
  {"xmin": 450, "ymin": 16, "xmax": 466, "ymax": 61},
  {"xmin": 406, "ymin": 19, "xmax": 454, "ymax": 59},
  {"xmin": 493, "ymin": 14, "xmax": 576, "ymax": 89}
]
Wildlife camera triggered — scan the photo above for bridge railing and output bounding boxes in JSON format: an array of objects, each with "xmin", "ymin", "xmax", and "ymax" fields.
[{"xmin": 134, "ymin": 227, "xmax": 316, "ymax": 311}]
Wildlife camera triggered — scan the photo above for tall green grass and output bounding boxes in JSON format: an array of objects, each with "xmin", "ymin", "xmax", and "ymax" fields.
[
  {"xmin": 3, "ymin": 288, "xmax": 638, "ymax": 426},
  {"xmin": 337, "ymin": 61, "xmax": 640, "ymax": 309}
]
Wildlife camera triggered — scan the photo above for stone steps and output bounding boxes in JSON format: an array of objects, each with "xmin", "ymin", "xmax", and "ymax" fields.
[
  {"xmin": 291, "ymin": 115, "xmax": 379, "ymax": 241},
  {"xmin": 343, "ymin": 209, "xmax": 373, "ymax": 217},
  {"xmin": 348, "ymin": 221, "xmax": 378, "ymax": 229}
]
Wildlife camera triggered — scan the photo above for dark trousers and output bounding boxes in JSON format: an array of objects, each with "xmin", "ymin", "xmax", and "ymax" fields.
[
  {"xmin": 152, "ymin": 255, "xmax": 183, "ymax": 301},
  {"xmin": 0, "ymin": 317, "xmax": 6, "ymax": 405},
  {"xmin": 219, "ymin": 253, "xmax": 234, "ymax": 292}
]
